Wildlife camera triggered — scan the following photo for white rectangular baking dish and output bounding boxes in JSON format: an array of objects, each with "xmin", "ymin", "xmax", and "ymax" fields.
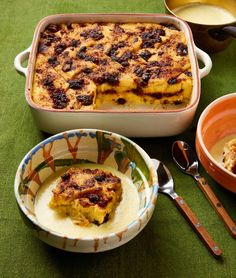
[{"xmin": 14, "ymin": 13, "xmax": 212, "ymax": 137}]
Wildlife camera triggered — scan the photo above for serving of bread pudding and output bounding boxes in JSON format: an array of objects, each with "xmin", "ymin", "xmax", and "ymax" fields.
[
  {"xmin": 223, "ymin": 138, "xmax": 236, "ymax": 175},
  {"xmin": 49, "ymin": 167, "xmax": 122, "ymax": 226},
  {"xmin": 32, "ymin": 22, "xmax": 193, "ymax": 110}
]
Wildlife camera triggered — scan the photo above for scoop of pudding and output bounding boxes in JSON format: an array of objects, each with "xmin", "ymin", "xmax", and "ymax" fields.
[
  {"xmin": 49, "ymin": 167, "xmax": 122, "ymax": 226},
  {"xmin": 223, "ymin": 138, "xmax": 236, "ymax": 174}
]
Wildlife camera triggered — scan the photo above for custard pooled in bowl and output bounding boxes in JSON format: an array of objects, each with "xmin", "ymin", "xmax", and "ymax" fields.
[{"xmin": 49, "ymin": 167, "xmax": 122, "ymax": 226}]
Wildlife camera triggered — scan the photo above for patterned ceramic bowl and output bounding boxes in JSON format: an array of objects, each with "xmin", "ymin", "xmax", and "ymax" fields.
[
  {"xmin": 14, "ymin": 129, "xmax": 158, "ymax": 252},
  {"xmin": 196, "ymin": 93, "xmax": 236, "ymax": 193}
]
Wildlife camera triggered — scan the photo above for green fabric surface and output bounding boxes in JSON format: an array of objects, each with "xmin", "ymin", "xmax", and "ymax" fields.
[{"xmin": 0, "ymin": 0, "xmax": 236, "ymax": 277}]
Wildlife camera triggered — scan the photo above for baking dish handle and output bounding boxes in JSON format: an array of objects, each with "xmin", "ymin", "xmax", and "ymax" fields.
[
  {"xmin": 195, "ymin": 46, "xmax": 212, "ymax": 79},
  {"xmin": 14, "ymin": 46, "xmax": 31, "ymax": 77}
]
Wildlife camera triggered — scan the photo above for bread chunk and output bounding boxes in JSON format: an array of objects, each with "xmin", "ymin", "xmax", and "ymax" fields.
[
  {"xmin": 33, "ymin": 22, "xmax": 193, "ymax": 110},
  {"xmin": 223, "ymin": 138, "xmax": 236, "ymax": 174},
  {"xmin": 49, "ymin": 168, "xmax": 122, "ymax": 226}
]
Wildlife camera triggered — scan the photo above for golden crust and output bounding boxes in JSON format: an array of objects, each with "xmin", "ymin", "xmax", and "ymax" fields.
[
  {"xmin": 49, "ymin": 168, "xmax": 122, "ymax": 226},
  {"xmin": 33, "ymin": 22, "xmax": 193, "ymax": 110}
]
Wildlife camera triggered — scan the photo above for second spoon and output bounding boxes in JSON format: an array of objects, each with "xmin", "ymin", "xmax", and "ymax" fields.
[{"xmin": 172, "ymin": 140, "xmax": 236, "ymax": 238}]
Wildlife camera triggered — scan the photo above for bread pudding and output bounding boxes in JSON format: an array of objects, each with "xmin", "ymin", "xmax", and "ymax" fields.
[
  {"xmin": 223, "ymin": 138, "xmax": 236, "ymax": 174},
  {"xmin": 49, "ymin": 167, "xmax": 122, "ymax": 226},
  {"xmin": 32, "ymin": 22, "xmax": 193, "ymax": 110}
]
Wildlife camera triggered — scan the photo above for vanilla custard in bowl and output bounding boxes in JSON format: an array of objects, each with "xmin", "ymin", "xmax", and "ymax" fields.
[{"xmin": 173, "ymin": 3, "xmax": 235, "ymax": 25}]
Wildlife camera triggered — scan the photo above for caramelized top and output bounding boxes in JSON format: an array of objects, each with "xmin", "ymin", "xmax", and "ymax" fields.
[{"xmin": 33, "ymin": 22, "xmax": 192, "ymax": 109}]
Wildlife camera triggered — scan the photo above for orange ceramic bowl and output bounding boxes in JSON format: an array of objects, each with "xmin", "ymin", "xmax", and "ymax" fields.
[{"xmin": 196, "ymin": 93, "xmax": 236, "ymax": 193}]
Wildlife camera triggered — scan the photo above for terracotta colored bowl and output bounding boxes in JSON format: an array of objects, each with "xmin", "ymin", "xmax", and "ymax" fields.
[{"xmin": 196, "ymin": 93, "xmax": 236, "ymax": 193}]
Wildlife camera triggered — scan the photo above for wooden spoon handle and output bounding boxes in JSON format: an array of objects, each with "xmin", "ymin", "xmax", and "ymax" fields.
[
  {"xmin": 174, "ymin": 196, "xmax": 222, "ymax": 257},
  {"xmin": 196, "ymin": 176, "xmax": 236, "ymax": 238}
]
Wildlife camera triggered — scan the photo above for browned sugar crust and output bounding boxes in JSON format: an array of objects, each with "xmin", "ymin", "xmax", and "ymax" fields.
[{"xmin": 32, "ymin": 22, "xmax": 193, "ymax": 110}]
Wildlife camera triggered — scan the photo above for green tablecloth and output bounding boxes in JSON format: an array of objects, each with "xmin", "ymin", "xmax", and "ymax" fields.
[{"xmin": 1, "ymin": 0, "xmax": 236, "ymax": 277}]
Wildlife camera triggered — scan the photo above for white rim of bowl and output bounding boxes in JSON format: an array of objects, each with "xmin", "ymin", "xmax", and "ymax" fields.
[
  {"xmin": 197, "ymin": 92, "xmax": 236, "ymax": 178},
  {"xmin": 14, "ymin": 128, "xmax": 158, "ymax": 241}
]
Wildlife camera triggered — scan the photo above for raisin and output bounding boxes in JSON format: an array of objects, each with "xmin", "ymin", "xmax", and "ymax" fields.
[
  {"xmin": 107, "ymin": 42, "xmax": 125, "ymax": 57},
  {"xmin": 141, "ymin": 28, "xmax": 164, "ymax": 48},
  {"xmin": 121, "ymin": 61, "xmax": 129, "ymax": 67},
  {"xmin": 82, "ymin": 67, "xmax": 93, "ymax": 74},
  {"xmin": 70, "ymin": 39, "xmax": 79, "ymax": 47},
  {"xmin": 86, "ymin": 55, "xmax": 99, "ymax": 65},
  {"xmin": 103, "ymin": 72, "xmax": 119, "ymax": 85},
  {"xmin": 79, "ymin": 46, "xmax": 87, "ymax": 52},
  {"xmin": 185, "ymin": 71, "xmax": 192, "ymax": 77},
  {"xmin": 134, "ymin": 66, "xmax": 144, "ymax": 77},
  {"xmin": 95, "ymin": 175, "xmax": 106, "ymax": 182},
  {"xmin": 81, "ymin": 29, "xmax": 104, "ymax": 41},
  {"xmin": 38, "ymin": 43, "xmax": 48, "ymax": 53},
  {"xmin": 141, "ymin": 71, "xmax": 151, "ymax": 86},
  {"xmin": 176, "ymin": 43, "xmax": 188, "ymax": 56},
  {"xmin": 92, "ymin": 75, "xmax": 105, "ymax": 85},
  {"xmin": 67, "ymin": 23, "xmax": 73, "ymax": 30},
  {"xmin": 110, "ymin": 54, "xmax": 119, "ymax": 62},
  {"xmin": 117, "ymin": 98, "xmax": 126, "ymax": 105},
  {"xmin": 46, "ymin": 24, "xmax": 60, "ymax": 33},
  {"xmin": 88, "ymin": 194, "xmax": 100, "ymax": 203},
  {"xmin": 42, "ymin": 76, "xmax": 54, "ymax": 87},
  {"xmin": 62, "ymin": 59, "xmax": 72, "ymax": 72},
  {"xmin": 147, "ymin": 61, "xmax": 159, "ymax": 67},
  {"xmin": 114, "ymin": 24, "xmax": 124, "ymax": 34},
  {"xmin": 54, "ymin": 43, "xmax": 67, "ymax": 54},
  {"xmin": 50, "ymin": 89, "xmax": 69, "ymax": 109},
  {"xmin": 139, "ymin": 50, "xmax": 152, "ymax": 61},
  {"xmin": 168, "ymin": 77, "xmax": 177, "ymax": 85},
  {"xmin": 69, "ymin": 181, "xmax": 80, "ymax": 190},
  {"xmin": 76, "ymin": 51, "xmax": 86, "ymax": 59},
  {"xmin": 95, "ymin": 43, "xmax": 104, "ymax": 50},
  {"xmin": 115, "ymin": 51, "xmax": 133, "ymax": 67},
  {"xmin": 76, "ymin": 94, "xmax": 94, "ymax": 106},
  {"xmin": 101, "ymin": 59, "xmax": 108, "ymax": 65},
  {"xmin": 48, "ymin": 56, "xmax": 59, "ymax": 67},
  {"xmin": 141, "ymin": 38, "xmax": 161, "ymax": 48},
  {"xmin": 61, "ymin": 172, "xmax": 71, "ymax": 181},
  {"xmin": 68, "ymin": 79, "xmax": 85, "ymax": 89},
  {"xmin": 43, "ymin": 33, "xmax": 59, "ymax": 46}
]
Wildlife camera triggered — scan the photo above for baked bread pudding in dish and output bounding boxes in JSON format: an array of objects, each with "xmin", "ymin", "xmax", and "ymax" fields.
[
  {"xmin": 32, "ymin": 22, "xmax": 193, "ymax": 110},
  {"xmin": 49, "ymin": 167, "xmax": 122, "ymax": 226},
  {"xmin": 223, "ymin": 138, "xmax": 236, "ymax": 175}
]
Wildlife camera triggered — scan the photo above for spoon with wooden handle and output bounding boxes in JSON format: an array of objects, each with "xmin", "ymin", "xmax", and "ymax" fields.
[
  {"xmin": 154, "ymin": 159, "xmax": 222, "ymax": 257},
  {"xmin": 172, "ymin": 140, "xmax": 236, "ymax": 238}
]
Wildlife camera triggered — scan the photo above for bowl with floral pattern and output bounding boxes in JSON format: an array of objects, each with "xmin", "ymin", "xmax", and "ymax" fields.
[{"xmin": 14, "ymin": 129, "xmax": 158, "ymax": 252}]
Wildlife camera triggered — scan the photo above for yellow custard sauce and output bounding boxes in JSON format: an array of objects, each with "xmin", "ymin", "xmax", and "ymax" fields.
[
  {"xmin": 210, "ymin": 134, "xmax": 236, "ymax": 165},
  {"xmin": 35, "ymin": 164, "xmax": 140, "ymax": 237},
  {"xmin": 174, "ymin": 3, "xmax": 235, "ymax": 25}
]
